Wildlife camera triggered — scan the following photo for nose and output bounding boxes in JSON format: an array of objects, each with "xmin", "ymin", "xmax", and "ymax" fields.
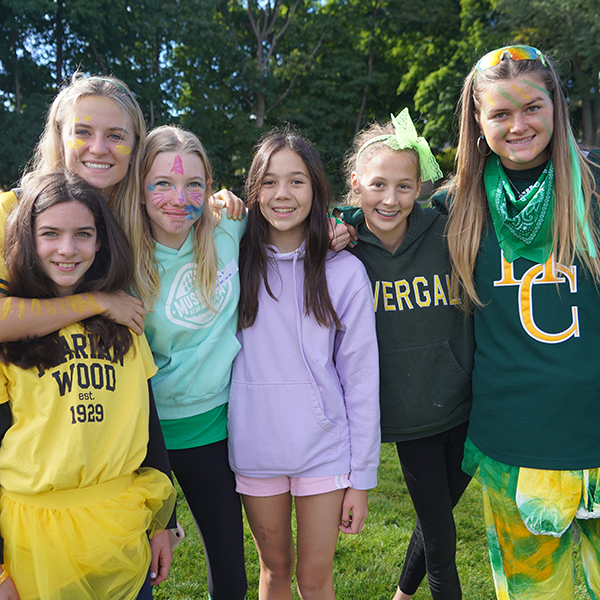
[
  {"xmin": 89, "ymin": 134, "xmax": 108, "ymax": 155},
  {"xmin": 510, "ymin": 112, "xmax": 527, "ymax": 133},
  {"xmin": 274, "ymin": 182, "xmax": 292, "ymax": 200},
  {"xmin": 57, "ymin": 235, "xmax": 77, "ymax": 256}
]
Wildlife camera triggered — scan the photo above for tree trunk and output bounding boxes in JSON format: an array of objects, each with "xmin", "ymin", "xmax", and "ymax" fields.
[{"xmin": 56, "ymin": 0, "xmax": 63, "ymax": 84}]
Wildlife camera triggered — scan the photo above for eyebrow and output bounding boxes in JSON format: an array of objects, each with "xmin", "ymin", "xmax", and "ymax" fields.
[
  {"xmin": 73, "ymin": 123, "xmax": 131, "ymax": 136},
  {"xmin": 263, "ymin": 171, "xmax": 308, "ymax": 177},
  {"xmin": 149, "ymin": 173, "xmax": 205, "ymax": 180},
  {"xmin": 37, "ymin": 225, "xmax": 96, "ymax": 232}
]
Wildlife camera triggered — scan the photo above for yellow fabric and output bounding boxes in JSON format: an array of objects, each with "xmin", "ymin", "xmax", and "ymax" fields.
[
  {"xmin": 0, "ymin": 325, "xmax": 176, "ymax": 599},
  {"xmin": 0, "ymin": 323, "xmax": 157, "ymax": 494},
  {"xmin": 0, "ymin": 190, "xmax": 17, "ymax": 294},
  {"xmin": 515, "ymin": 468, "xmax": 583, "ymax": 536},
  {"xmin": 1, "ymin": 468, "xmax": 175, "ymax": 600}
]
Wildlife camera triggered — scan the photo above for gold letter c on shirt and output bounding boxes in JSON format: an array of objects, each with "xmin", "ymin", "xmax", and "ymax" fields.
[{"xmin": 495, "ymin": 253, "xmax": 579, "ymax": 344}]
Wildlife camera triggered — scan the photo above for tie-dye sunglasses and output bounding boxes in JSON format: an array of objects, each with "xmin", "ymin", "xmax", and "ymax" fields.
[{"xmin": 476, "ymin": 45, "xmax": 548, "ymax": 73}]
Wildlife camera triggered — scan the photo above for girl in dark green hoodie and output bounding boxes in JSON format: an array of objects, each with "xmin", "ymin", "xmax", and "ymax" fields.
[{"xmin": 338, "ymin": 109, "xmax": 474, "ymax": 600}]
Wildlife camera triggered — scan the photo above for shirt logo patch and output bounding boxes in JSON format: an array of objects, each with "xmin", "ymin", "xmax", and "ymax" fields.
[{"xmin": 165, "ymin": 259, "xmax": 237, "ymax": 329}]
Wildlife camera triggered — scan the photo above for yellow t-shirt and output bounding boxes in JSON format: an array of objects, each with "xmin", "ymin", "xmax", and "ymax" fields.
[
  {"xmin": 0, "ymin": 323, "xmax": 158, "ymax": 494},
  {"xmin": 0, "ymin": 190, "xmax": 17, "ymax": 295}
]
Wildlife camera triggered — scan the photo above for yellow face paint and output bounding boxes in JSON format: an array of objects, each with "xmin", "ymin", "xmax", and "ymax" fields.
[
  {"xmin": 486, "ymin": 92, "xmax": 495, "ymax": 107},
  {"xmin": 66, "ymin": 139, "xmax": 86, "ymax": 149},
  {"xmin": 510, "ymin": 83, "xmax": 530, "ymax": 100},
  {"xmin": 115, "ymin": 145, "xmax": 131, "ymax": 156},
  {"xmin": 85, "ymin": 115, "xmax": 91, "ymax": 121}
]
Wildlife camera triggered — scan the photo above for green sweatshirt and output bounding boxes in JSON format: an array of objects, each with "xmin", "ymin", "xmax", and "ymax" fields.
[{"xmin": 339, "ymin": 203, "xmax": 474, "ymax": 442}]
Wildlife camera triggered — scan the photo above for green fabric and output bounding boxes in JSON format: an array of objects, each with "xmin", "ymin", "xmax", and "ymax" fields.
[
  {"xmin": 484, "ymin": 155, "xmax": 554, "ymax": 263},
  {"xmin": 341, "ymin": 203, "xmax": 474, "ymax": 442},
  {"xmin": 469, "ymin": 162, "xmax": 600, "ymax": 470},
  {"xmin": 356, "ymin": 108, "xmax": 443, "ymax": 183},
  {"xmin": 160, "ymin": 403, "xmax": 228, "ymax": 450}
]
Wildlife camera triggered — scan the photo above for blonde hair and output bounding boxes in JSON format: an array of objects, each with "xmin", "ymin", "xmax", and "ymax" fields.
[
  {"xmin": 446, "ymin": 51, "xmax": 600, "ymax": 308},
  {"xmin": 343, "ymin": 120, "xmax": 420, "ymax": 206},
  {"xmin": 20, "ymin": 72, "xmax": 152, "ymax": 299},
  {"xmin": 135, "ymin": 125, "xmax": 221, "ymax": 309}
]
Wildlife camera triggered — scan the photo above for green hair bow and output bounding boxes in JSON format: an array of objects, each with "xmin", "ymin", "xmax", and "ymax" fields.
[{"xmin": 356, "ymin": 108, "xmax": 443, "ymax": 183}]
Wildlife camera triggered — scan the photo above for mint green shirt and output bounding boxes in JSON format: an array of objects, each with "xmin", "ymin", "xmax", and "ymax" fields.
[{"xmin": 145, "ymin": 213, "xmax": 246, "ymax": 448}]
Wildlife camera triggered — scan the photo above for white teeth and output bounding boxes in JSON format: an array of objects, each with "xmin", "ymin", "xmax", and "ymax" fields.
[
  {"xmin": 57, "ymin": 263, "xmax": 77, "ymax": 268},
  {"xmin": 84, "ymin": 162, "xmax": 111, "ymax": 170},
  {"xmin": 273, "ymin": 208, "xmax": 295, "ymax": 214},
  {"xmin": 508, "ymin": 136, "xmax": 533, "ymax": 145},
  {"xmin": 376, "ymin": 209, "xmax": 399, "ymax": 217}
]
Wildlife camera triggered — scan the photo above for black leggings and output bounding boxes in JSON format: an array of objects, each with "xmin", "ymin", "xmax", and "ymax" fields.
[
  {"xmin": 396, "ymin": 421, "xmax": 471, "ymax": 600},
  {"xmin": 168, "ymin": 439, "xmax": 247, "ymax": 600}
]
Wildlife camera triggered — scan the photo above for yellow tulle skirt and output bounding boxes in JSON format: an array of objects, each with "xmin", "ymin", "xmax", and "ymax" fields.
[{"xmin": 0, "ymin": 468, "xmax": 176, "ymax": 600}]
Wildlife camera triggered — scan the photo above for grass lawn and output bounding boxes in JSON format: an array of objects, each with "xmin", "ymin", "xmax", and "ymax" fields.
[{"xmin": 154, "ymin": 443, "xmax": 590, "ymax": 599}]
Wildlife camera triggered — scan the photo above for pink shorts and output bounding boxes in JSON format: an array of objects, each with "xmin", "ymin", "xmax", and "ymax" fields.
[{"xmin": 235, "ymin": 473, "xmax": 351, "ymax": 497}]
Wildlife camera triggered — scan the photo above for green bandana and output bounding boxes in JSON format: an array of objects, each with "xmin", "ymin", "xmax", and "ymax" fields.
[{"xmin": 484, "ymin": 155, "xmax": 554, "ymax": 263}]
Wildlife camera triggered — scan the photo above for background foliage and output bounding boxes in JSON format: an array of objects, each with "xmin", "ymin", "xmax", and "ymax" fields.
[{"xmin": 1, "ymin": 0, "xmax": 599, "ymax": 195}]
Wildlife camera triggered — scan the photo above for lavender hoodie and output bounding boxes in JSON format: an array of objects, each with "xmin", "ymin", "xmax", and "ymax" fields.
[{"xmin": 228, "ymin": 245, "xmax": 380, "ymax": 490}]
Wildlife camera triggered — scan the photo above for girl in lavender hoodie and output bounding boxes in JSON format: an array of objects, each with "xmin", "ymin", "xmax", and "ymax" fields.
[{"xmin": 228, "ymin": 130, "xmax": 381, "ymax": 600}]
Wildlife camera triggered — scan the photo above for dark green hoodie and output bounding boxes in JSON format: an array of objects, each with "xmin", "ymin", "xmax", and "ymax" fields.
[{"xmin": 338, "ymin": 203, "xmax": 474, "ymax": 442}]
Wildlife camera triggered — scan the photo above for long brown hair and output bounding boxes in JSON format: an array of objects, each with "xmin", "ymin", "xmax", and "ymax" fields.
[
  {"xmin": 239, "ymin": 130, "xmax": 341, "ymax": 330},
  {"xmin": 1, "ymin": 171, "xmax": 134, "ymax": 369},
  {"xmin": 446, "ymin": 48, "xmax": 600, "ymax": 308}
]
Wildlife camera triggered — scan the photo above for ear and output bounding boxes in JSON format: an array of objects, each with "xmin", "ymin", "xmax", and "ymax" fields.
[
  {"xmin": 350, "ymin": 171, "xmax": 360, "ymax": 194},
  {"xmin": 95, "ymin": 239, "xmax": 101, "ymax": 253},
  {"xmin": 416, "ymin": 178, "xmax": 422, "ymax": 199}
]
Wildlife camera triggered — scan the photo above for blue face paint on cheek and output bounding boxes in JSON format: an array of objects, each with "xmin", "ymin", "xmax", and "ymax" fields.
[
  {"xmin": 147, "ymin": 183, "xmax": 156, "ymax": 192},
  {"xmin": 185, "ymin": 204, "xmax": 204, "ymax": 221}
]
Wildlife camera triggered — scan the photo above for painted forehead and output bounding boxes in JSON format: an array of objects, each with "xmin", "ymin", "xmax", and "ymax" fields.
[{"xmin": 479, "ymin": 77, "xmax": 551, "ymax": 107}]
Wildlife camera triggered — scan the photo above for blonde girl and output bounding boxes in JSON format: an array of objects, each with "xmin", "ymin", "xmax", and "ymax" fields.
[
  {"xmin": 339, "ymin": 109, "xmax": 474, "ymax": 600},
  {"xmin": 440, "ymin": 45, "xmax": 600, "ymax": 599},
  {"xmin": 136, "ymin": 125, "xmax": 247, "ymax": 599},
  {"xmin": 0, "ymin": 74, "xmax": 147, "ymax": 340}
]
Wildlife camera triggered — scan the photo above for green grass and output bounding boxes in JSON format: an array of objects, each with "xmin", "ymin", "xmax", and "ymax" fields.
[{"xmin": 154, "ymin": 444, "xmax": 590, "ymax": 599}]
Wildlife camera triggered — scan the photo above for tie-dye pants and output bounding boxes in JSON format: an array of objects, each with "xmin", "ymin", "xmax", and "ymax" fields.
[{"xmin": 464, "ymin": 438, "xmax": 600, "ymax": 599}]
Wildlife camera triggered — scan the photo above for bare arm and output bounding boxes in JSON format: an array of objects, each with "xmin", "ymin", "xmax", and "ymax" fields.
[
  {"xmin": 0, "ymin": 572, "xmax": 20, "ymax": 600},
  {"xmin": 0, "ymin": 291, "xmax": 145, "ymax": 342}
]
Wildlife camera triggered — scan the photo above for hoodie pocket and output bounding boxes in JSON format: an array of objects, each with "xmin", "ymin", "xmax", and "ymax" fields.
[
  {"xmin": 379, "ymin": 340, "xmax": 471, "ymax": 432},
  {"xmin": 228, "ymin": 380, "xmax": 339, "ymax": 474}
]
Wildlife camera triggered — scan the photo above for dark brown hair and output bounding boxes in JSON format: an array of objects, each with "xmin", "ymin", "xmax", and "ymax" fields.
[
  {"xmin": 239, "ymin": 130, "xmax": 341, "ymax": 330},
  {"xmin": 1, "ymin": 171, "xmax": 135, "ymax": 369}
]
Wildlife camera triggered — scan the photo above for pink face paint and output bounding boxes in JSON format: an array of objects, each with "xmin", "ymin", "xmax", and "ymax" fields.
[
  {"xmin": 178, "ymin": 189, "xmax": 185, "ymax": 204},
  {"xmin": 189, "ymin": 192, "xmax": 204, "ymax": 206},
  {"xmin": 171, "ymin": 155, "xmax": 184, "ymax": 175},
  {"xmin": 152, "ymin": 192, "xmax": 165, "ymax": 206}
]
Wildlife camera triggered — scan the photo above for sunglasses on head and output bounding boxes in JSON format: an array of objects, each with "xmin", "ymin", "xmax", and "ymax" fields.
[{"xmin": 476, "ymin": 45, "xmax": 548, "ymax": 73}]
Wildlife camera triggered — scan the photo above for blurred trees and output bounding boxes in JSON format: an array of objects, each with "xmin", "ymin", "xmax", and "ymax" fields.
[{"xmin": 1, "ymin": 0, "xmax": 598, "ymax": 193}]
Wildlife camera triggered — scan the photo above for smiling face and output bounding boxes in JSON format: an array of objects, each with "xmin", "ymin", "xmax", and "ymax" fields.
[
  {"xmin": 258, "ymin": 147, "xmax": 313, "ymax": 253},
  {"xmin": 352, "ymin": 148, "xmax": 421, "ymax": 253},
  {"xmin": 35, "ymin": 201, "xmax": 100, "ymax": 297},
  {"xmin": 477, "ymin": 74, "xmax": 554, "ymax": 170},
  {"xmin": 63, "ymin": 95, "xmax": 134, "ymax": 197},
  {"xmin": 143, "ymin": 151, "xmax": 207, "ymax": 249}
]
